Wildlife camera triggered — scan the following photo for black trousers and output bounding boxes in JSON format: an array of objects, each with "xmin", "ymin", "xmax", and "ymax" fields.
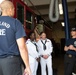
[
  {"xmin": 0, "ymin": 56, "xmax": 22, "ymax": 75},
  {"xmin": 64, "ymin": 54, "xmax": 76, "ymax": 75}
]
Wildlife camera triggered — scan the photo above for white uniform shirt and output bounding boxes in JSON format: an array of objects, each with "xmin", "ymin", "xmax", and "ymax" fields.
[
  {"xmin": 37, "ymin": 39, "xmax": 53, "ymax": 57},
  {"xmin": 26, "ymin": 39, "xmax": 39, "ymax": 63}
]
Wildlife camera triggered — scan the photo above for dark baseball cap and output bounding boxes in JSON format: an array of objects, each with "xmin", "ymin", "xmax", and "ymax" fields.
[{"xmin": 71, "ymin": 27, "xmax": 76, "ymax": 31}]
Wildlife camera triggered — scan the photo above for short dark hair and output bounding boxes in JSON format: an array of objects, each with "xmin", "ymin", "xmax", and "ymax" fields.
[
  {"xmin": 40, "ymin": 31, "xmax": 46, "ymax": 35},
  {"xmin": 28, "ymin": 31, "xmax": 35, "ymax": 38},
  {"xmin": 71, "ymin": 27, "xmax": 76, "ymax": 31}
]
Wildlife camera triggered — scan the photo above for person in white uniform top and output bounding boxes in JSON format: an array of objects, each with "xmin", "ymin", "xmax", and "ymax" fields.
[
  {"xmin": 37, "ymin": 32, "xmax": 53, "ymax": 75},
  {"xmin": 26, "ymin": 32, "xmax": 40, "ymax": 75}
]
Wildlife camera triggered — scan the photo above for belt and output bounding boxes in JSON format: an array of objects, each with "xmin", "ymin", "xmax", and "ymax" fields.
[
  {"xmin": 7, "ymin": 55, "xmax": 20, "ymax": 58},
  {"xmin": 0, "ymin": 55, "xmax": 20, "ymax": 58},
  {"xmin": 66, "ymin": 53, "xmax": 76, "ymax": 58}
]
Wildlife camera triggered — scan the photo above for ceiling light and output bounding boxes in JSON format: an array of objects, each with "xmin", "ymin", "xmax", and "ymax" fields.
[
  {"xmin": 59, "ymin": 3, "xmax": 63, "ymax": 15},
  {"xmin": 61, "ymin": 22, "xmax": 65, "ymax": 27}
]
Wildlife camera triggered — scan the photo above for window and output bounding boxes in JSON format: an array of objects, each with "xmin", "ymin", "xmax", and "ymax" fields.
[
  {"xmin": 17, "ymin": 3, "xmax": 24, "ymax": 24},
  {"xmin": 26, "ymin": 10, "xmax": 34, "ymax": 30}
]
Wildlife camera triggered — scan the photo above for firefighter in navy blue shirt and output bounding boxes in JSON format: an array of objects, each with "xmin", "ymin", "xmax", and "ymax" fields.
[
  {"xmin": 0, "ymin": 1, "xmax": 31, "ymax": 75},
  {"xmin": 64, "ymin": 27, "xmax": 76, "ymax": 75}
]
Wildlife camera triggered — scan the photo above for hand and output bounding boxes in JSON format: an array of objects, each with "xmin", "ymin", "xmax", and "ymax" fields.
[
  {"xmin": 42, "ymin": 55, "xmax": 49, "ymax": 59},
  {"xmin": 69, "ymin": 45, "xmax": 74, "ymax": 50},
  {"xmin": 23, "ymin": 67, "xmax": 31, "ymax": 75},
  {"xmin": 36, "ymin": 57, "xmax": 40, "ymax": 62},
  {"xmin": 34, "ymin": 27, "xmax": 38, "ymax": 33}
]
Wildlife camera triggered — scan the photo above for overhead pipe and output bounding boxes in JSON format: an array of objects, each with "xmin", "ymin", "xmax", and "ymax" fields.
[
  {"xmin": 49, "ymin": 0, "xmax": 59, "ymax": 22},
  {"xmin": 28, "ymin": 0, "xmax": 52, "ymax": 28},
  {"xmin": 62, "ymin": 0, "xmax": 70, "ymax": 40}
]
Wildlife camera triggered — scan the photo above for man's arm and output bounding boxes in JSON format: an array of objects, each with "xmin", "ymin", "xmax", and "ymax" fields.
[
  {"xmin": 45, "ymin": 40, "xmax": 53, "ymax": 55},
  {"xmin": 16, "ymin": 37, "xmax": 31, "ymax": 75},
  {"xmin": 69, "ymin": 45, "xmax": 76, "ymax": 51},
  {"xmin": 72, "ymin": 47, "xmax": 76, "ymax": 51},
  {"xmin": 64, "ymin": 46, "xmax": 69, "ymax": 51},
  {"xmin": 64, "ymin": 45, "xmax": 76, "ymax": 51}
]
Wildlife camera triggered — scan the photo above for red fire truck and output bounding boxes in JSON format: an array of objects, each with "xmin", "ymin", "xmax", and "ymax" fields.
[
  {"xmin": 9, "ymin": 0, "xmax": 37, "ymax": 36},
  {"xmin": 0, "ymin": 0, "xmax": 52, "ymax": 39}
]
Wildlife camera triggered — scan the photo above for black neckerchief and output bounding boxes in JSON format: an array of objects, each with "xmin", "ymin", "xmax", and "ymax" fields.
[
  {"xmin": 31, "ymin": 40, "xmax": 38, "ymax": 52},
  {"xmin": 41, "ymin": 39, "xmax": 47, "ymax": 50}
]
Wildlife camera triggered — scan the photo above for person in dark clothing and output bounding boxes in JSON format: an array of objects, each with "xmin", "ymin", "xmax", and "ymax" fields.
[
  {"xmin": 64, "ymin": 27, "xmax": 76, "ymax": 75},
  {"xmin": 0, "ymin": 1, "xmax": 31, "ymax": 75}
]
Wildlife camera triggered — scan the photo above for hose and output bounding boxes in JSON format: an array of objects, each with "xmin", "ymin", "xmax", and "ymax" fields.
[
  {"xmin": 49, "ymin": 0, "xmax": 59, "ymax": 22},
  {"xmin": 28, "ymin": 0, "xmax": 52, "ymax": 28}
]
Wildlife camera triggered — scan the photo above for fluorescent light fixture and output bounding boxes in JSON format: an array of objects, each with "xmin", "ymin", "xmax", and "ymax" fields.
[
  {"xmin": 59, "ymin": 3, "xmax": 63, "ymax": 15},
  {"xmin": 0, "ymin": 0, "xmax": 4, "ymax": 3},
  {"xmin": 61, "ymin": 22, "xmax": 65, "ymax": 27}
]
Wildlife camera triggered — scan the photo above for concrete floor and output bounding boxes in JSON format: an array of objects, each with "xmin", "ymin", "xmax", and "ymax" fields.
[
  {"xmin": 22, "ymin": 55, "xmax": 65, "ymax": 75},
  {"xmin": 36, "ymin": 55, "xmax": 65, "ymax": 75},
  {"xmin": 53, "ymin": 56, "xmax": 64, "ymax": 75}
]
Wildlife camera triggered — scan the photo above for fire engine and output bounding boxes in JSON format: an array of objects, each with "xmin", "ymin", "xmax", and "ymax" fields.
[{"xmin": 9, "ymin": 0, "xmax": 37, "ymax": 36}]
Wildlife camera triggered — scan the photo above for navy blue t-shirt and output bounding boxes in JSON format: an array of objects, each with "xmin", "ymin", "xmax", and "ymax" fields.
[
  {"xmin": 65, "ymin": 38, "xmax": 76, "ymax": 56},
  {"xmin": 0, "ymin": 16, "xmax": 26, "ymax": 58}
]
